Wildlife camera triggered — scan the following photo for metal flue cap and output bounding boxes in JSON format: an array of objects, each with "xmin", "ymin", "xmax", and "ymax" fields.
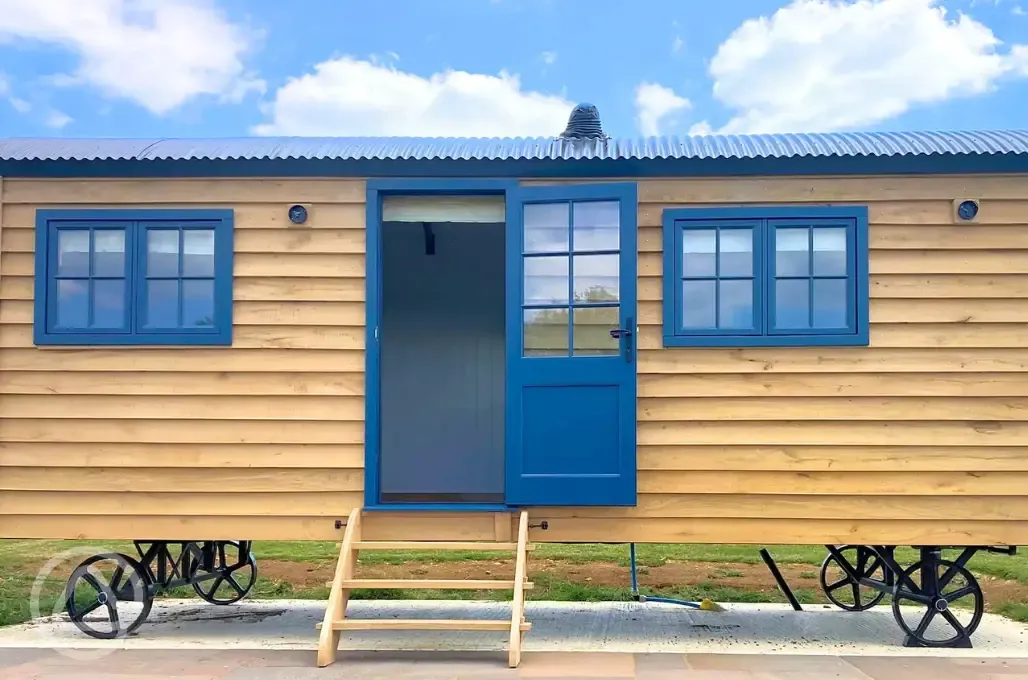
[{"xmin": 560, "ymin": 103, "xmax": 605, "ymax": 139}]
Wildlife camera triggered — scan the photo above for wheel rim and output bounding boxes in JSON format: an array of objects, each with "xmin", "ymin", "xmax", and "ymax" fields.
[
  {"xmin": 820, "ymin": 545, "xmax": 888, "ymax": 611},
  {"xmin": 65, "ymin": 553, "xmax": 152, "ymax": 639},
  {"xmin": 192, "ymin": 541, "xmax": 257, "ymax": 605},
  {"xmin": 892, "ymin": 559, "xmax": 984, "ymax": 647}
]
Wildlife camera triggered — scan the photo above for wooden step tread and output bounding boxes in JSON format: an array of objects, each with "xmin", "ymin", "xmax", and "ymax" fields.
[
  {"xmin": 327, "ymin": 619, "xmax": 532, "ymax": 632},
  {"xmin": 353, "ymin": 541, "xmax": 535, "ymax": 551},
  {"xmin": 340, "ymin": 578, "xmax": 533, "ymax": 590}
]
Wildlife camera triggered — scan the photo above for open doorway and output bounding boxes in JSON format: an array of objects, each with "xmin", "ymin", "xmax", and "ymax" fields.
[{"xmin": 378, "ymin": 197, "xmax": 506, "ymax": 505}]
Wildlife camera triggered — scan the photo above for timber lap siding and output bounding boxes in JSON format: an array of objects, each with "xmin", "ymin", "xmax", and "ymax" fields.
[{"xmin": 3, "ymin": 174, "xmax": 1028, "ymax": 545}]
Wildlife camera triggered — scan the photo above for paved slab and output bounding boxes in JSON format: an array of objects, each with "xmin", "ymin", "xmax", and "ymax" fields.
[{"xmin": 2, "ymin": 599, "xmax": 1028, "ymax": 658}]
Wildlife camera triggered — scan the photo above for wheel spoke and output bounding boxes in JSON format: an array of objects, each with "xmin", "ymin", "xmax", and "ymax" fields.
[
  {"xmin": 76, "ymin": 599, "xmax": 103, "ymax": 619},
  {"xmin": 914, "ymin": 608, "xmax": 937, "ymax": 637},
  {"xmin": 862, "ymin": 557, "xmax": 882, "ymax": 578},
  {"xmin": 105, "ymin": 600, "xmax": 120, "ymax": 629},
  {"xmin": 941, "ymin": 609, "xmax": 967, "ymax": 638},
  {"xmin": 944, "ymin": 585, "xmax": 976, "ymax": 603},
  {"xmin": 81, "ymin": 572, "xmax": 104, "ymax": 595},
  {"xmin": 850, "ymin": 583, "xmax": 862, "ymax": 607},
  {"xmin": 219, "ymin": 543, "xmax": 227, "ymax": 569},
  {"xmin": 826, "ymin": 577, "xmax": 850, "ymax": 592},
  {"xmin": 226, "ymin": 573, "xmax": 245, "ymax": 596},
  {"xmin": 109, "ymin": 566, "xmax": 124, "ymax": 593},
  {"xmin": 208, "ymin": 575, "xmax": 225, "ymax": 596}
]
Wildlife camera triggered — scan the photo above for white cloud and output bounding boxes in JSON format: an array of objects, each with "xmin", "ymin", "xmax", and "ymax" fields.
[
  {"xmin": 706, "ymin": 0, "xmax": 1028, "ymax": 133},
  {"xmin": 0, "ymin": 0, "xmax": 263, "ymax": 114},
  {"xmin": 9, "ymin": 96, "xmax": 30, "ymax": 113},
  {"xmin": 634, "ymin": 82, "xmax": 691, "ymax": 136},
  {"xmin": 254, "ymin": 57, "xmax": 574, "ymax": 137},
  {"xmin": 689, "ymin": 121, "xmax": 714, "ymax": 136},
  {"xmin": 540, "ymin": 51, "xmax": 558, "ymax": 65},
  {"xmin": 44, "ymin": 109, "xmax": 72, "ymax": 129},
  {"xmin": 672, "ymin": 35, "xmax": 684, "ymax": 53}
]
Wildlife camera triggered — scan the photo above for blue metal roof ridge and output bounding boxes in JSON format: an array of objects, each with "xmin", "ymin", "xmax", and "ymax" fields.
[{"xmin": 4, "ymin": 129, "xmax": 1028, "ymax": 162}]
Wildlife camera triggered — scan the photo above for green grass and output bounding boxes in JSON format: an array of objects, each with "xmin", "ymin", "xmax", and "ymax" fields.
[{"xmin": 4, "ymin": 540, "xmax": 1028, "ymax": 628}]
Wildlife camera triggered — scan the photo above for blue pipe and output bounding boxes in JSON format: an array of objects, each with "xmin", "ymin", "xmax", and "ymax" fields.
[{"xmin": 629, "ymin": 543, "xmax": 703, "ymax": 609}]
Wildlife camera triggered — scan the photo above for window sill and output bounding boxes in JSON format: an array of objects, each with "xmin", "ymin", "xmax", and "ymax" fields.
[{"xmin": 662, "ymin": 332, "xmax": 870, "ymax": 348}]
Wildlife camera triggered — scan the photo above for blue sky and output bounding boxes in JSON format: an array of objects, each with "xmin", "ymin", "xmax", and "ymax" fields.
[{"xmin": 2, "ymin": 0, "xmax": 1028, "ymax": 139}]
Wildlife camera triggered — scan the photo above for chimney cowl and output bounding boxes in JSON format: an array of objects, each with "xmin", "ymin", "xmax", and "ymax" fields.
[{"xmin": 560, "ymin": 103, "xmax": 606, "ymax": 139}]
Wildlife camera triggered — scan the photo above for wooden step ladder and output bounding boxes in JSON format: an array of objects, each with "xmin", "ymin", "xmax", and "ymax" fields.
[{"xmin": 316, "ymin": 509, "xmax": 533, "ymax": 668}]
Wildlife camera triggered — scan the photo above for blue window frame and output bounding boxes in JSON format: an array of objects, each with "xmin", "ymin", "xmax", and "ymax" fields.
[
  {"xmin": 662, "ymin": 206, "xmax": 868, "ymax": 347},
  {"xmin": 34, "ymin": 209, "xmax": 234, "ymax": 346}
]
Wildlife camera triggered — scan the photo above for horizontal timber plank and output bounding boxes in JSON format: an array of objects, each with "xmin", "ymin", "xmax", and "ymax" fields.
[
  {"xmin": 0, "ymin": 372, "xmax": 365, "ymax": 396},
  {"xmin": 0, "ymin": 491, "xmax": 363, "ymax": 516},
  {"xmin": 4, "ymin": 514, "xmax": 1024, "ymax": 545},
  {"xmin": 637, "ymin": 373, "xmax": 1028, "ymax": 398},
  {"xmin": 637, "ymin": 420, "xmax": 1028, "ymax": 446},
  {"xmin": 0, "ymin": 418, "xmax": 364, "ymax": 444},
  {"xmin": 0, "ymin": 349, "xmax": 364, "ymax": 372},
  {"xmin": 0, "ymin": 443, "xmax": 364, "ymax": 468},
  {"xmin": 1, "ymin": 179, "xmax": 366, "ymax": 204},
  {"xmin": 0, "ymin": 395, "xmax": 365, "ymax": 421},
  {"xmin": 636, "ymin": 445, "xmax": 1028, "ymax": 471},
  {"xmin": 637, "ymin": 348, "xmax": 1028, "ymax": 373},
  {"xmin": 0, "ymin": 276, "xmax": 368, "ymax": 302},
  {"xmin": 636, "ymin": 470, "xmax": 1028, "ymax": 495},
  {"xmin": 636, "ymin": 176, "xmax": 1028, "ymax": 203},
  {"xmin": 0, "ymin": 324, "xmax": 364, "ymax": 350},
  {"xmin": 540, "ymin": 493, "xmax": 1028, "ymax": 521},
  {"xmin": 0, "ymin": 467, "xmax": 363, "ymax": 493},
  {"xmin": 638, "ymin": 396, "xmax": 1028, "ymax": 421},
  {"xmin": 870, "ymin": 275, "xmax": 1028, "ymax": 299},
  {"xmin": 1, "ymin": 203, "xmax": 367, "ymax": 230}
]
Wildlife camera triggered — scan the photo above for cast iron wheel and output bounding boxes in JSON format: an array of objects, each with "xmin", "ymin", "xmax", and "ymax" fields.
[
  {"xmin": 820, "ymin": 545, "xmax": 888, "ymax": 611},
  {"xmin": 891, "ymin": 558, "xmax": 984, "ymax": 647},
  {"xmin": 65, "ymin": 552, "xmax": 153, "ymax": 639},
  {"xmin": 192, "ymin": 541, "xmax": 257, "ymax": 605}
]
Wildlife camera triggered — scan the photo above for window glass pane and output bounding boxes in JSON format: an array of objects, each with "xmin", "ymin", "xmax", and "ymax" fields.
[
  {"xmin": 682, "ymin": 230, "xmax": 716, "ymax": 277},
  {"xmin": 719, "ymin": 229, "xmax": 752, "ymax": 276},
  {"xmin": 813, "ymin": 227, "xmax": 847, "ymax": 276},
  {"xmin": 718, "ymin": 279, "xmax": 753, "ymax": 329},
  {"xmin": 524, "ymin": 203, "xmax": 569, "ymax": 253},
  {"xmin": 573, "ymin": 306, "xmax": 619, "ymax": 356},
  {"xmin": 57, "ymin": 230, "xmax": 90, "ymax": 277},
  {"xmin": 572, "ymin": 201, "xmax": 619, "ymax": 251},
  {"xmin": 147, "ymin": 229, "xmax": 180, "ymax": 277},
  {"xmin": 524, "ymin": 308, "xmax": 568, "ymax": 356},
  {"xmin": 92, "ymin": 279, "xmax": 125, "ymax": 328},
  {"xmin": 776, "ymin": 279, "xmax": 810, "ymax": 329},
  {"xmin": 775, "ymin": 228, "xmax": 809, "ymax": 277},
  {"xmin": 182, "ymin": 230, "xmax": 215, "ymax": 277},
  {"xmin": 813, "ymin": 278, "xmax": 848, "ymax": 328},
  {"xmin": 183, "ymin": 280, "xmax": 215, "ymax": 328},
  {"xmin": 55, "ymin": 279, "xmax": 88, "ymax": 328},
  {"xmin": 92, "ymin": 230, "xmax": 125, "ymax": 277},
  {"xmin": 524, "ymin": 256, "xmax": 569, "ymax": 305},
  {"xmin": 682, "ymin": 280, "xmax": 716, "ymax": 328},
  {"xmin": 146, "ymin": 280, "xmax": 179, "ymax": 328},
  {"xmin": 573, "ymin": 254, "xmax": 619, "ymax": 303}
]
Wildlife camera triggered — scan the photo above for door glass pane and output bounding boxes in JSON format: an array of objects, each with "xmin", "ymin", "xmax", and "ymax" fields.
[
  {"xmin": 813, "ymin": 227, "xmax": 847, "ymax": 276},
  {"xmin": 682, "ymin": 280, "xmax": 716, "ymax": 328},
  {"xmin": 183, "ymin": 230, "xmax": 215, "ymax": 277},
  {"xmin": 813, "ymin": 278, "xmax": 848, "ymax": 328},
  {"xmin": 682, "ymin": 230, "xmax": 716, "ymax": 277},
  {"xmin": 57, "ymin": 230, "xmax": 90, "ymax": 277},
  {"xmin": 92, "ymin": 279, "xmax": 125, "ymax": 328},
  {"xmin": 183, "ymin": 280, "xmax": 215, "ymax": 327},
  {"xmin": 719, "ymin": 229, "xmax": 752, "ymax": 276},
  {"xmin": 573, "ymin": 306, "xmax": 619, "ymax": 356},
  {"xmin": 524, "ymin": 308, "xmax": 568, "ymax": 356},
  {"xmin": 718, "ymin": 279, "xmax": 753, "ymax": 329},
  {"xmin": 572, "ymin": 201, "xmax": 619, "ymax": 251},
  {"xmin": 146, "ymin": 280, "xmax": 180, "ymax": 327},
  {"xmin": 776, "ymin": 279, "xmax": 809, "ymax": 328},
  {"xmin": 524, "ymin": 256, "xmax": 569, "ymax": 305},
  {"xmin": 147, "ymin": 229, "xmax": 180, "ymax": 277},
  {"xmin": 573, "ymin": 254, "xmax": 619, "ymax": 303},
  {"xmin": 55, "ymin": 279, "xmax": 88, "ymax": 327},
  {"xmin": 93, "ymin": 230, "xmax": 125, "ymax": 277},
  {"xmin": 776, "ymin": 228, "xmax": 809, "ymax": 276},
  {"xmin": 524, "ymin": 203, "xmax": 569, "ymax": 253}
]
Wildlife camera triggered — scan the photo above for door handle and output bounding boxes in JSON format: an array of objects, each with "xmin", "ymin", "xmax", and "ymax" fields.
[{"xmin": 609, "ymin": 318, "xmax": 634, "ymax": 363}]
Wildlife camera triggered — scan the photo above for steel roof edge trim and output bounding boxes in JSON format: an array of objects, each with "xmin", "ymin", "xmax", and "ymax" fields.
[{"xmin": 6, "ymin": 129, "xmax": 1028, "ymax": 162}]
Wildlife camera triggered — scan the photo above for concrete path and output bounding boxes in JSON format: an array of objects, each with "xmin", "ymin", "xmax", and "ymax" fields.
[{"xmin": 2, "ymin": 598, "xmax": 1028, "ymax": 657}]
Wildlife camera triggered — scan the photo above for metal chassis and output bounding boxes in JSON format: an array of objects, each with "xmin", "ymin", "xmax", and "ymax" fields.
[{"xmin": 131, "ymin": 540, "xmax": 252, "ymax": 594}]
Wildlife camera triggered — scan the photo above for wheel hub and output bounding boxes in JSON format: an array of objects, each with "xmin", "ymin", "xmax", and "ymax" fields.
[
  {"xmin": 96, "ymin": 592, "xmax": 108, "ymax": 605},
  {"xmin": 934, "ymin": 598, "xmax": 949, "ymax": 612}
]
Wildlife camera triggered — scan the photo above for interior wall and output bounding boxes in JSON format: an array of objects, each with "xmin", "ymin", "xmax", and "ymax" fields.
[{"xmin": 379, "ymin": 221, "xmax": 505, "ymax": 502}]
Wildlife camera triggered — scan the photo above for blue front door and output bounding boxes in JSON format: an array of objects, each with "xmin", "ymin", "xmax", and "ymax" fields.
[{"xmin": 505, "ymin": 183, "xmax": 638, "ymax": 507}]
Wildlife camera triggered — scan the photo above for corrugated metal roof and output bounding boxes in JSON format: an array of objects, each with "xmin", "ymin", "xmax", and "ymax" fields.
[{"xmin": 3, "ymin": 129, "xmax": 1028, "ymax": 162}]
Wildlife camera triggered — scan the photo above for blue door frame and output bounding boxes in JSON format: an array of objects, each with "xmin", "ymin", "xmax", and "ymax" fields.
[{"xmin": 364, "ymin": 179, "xmax": 638, "ymax": 511}]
